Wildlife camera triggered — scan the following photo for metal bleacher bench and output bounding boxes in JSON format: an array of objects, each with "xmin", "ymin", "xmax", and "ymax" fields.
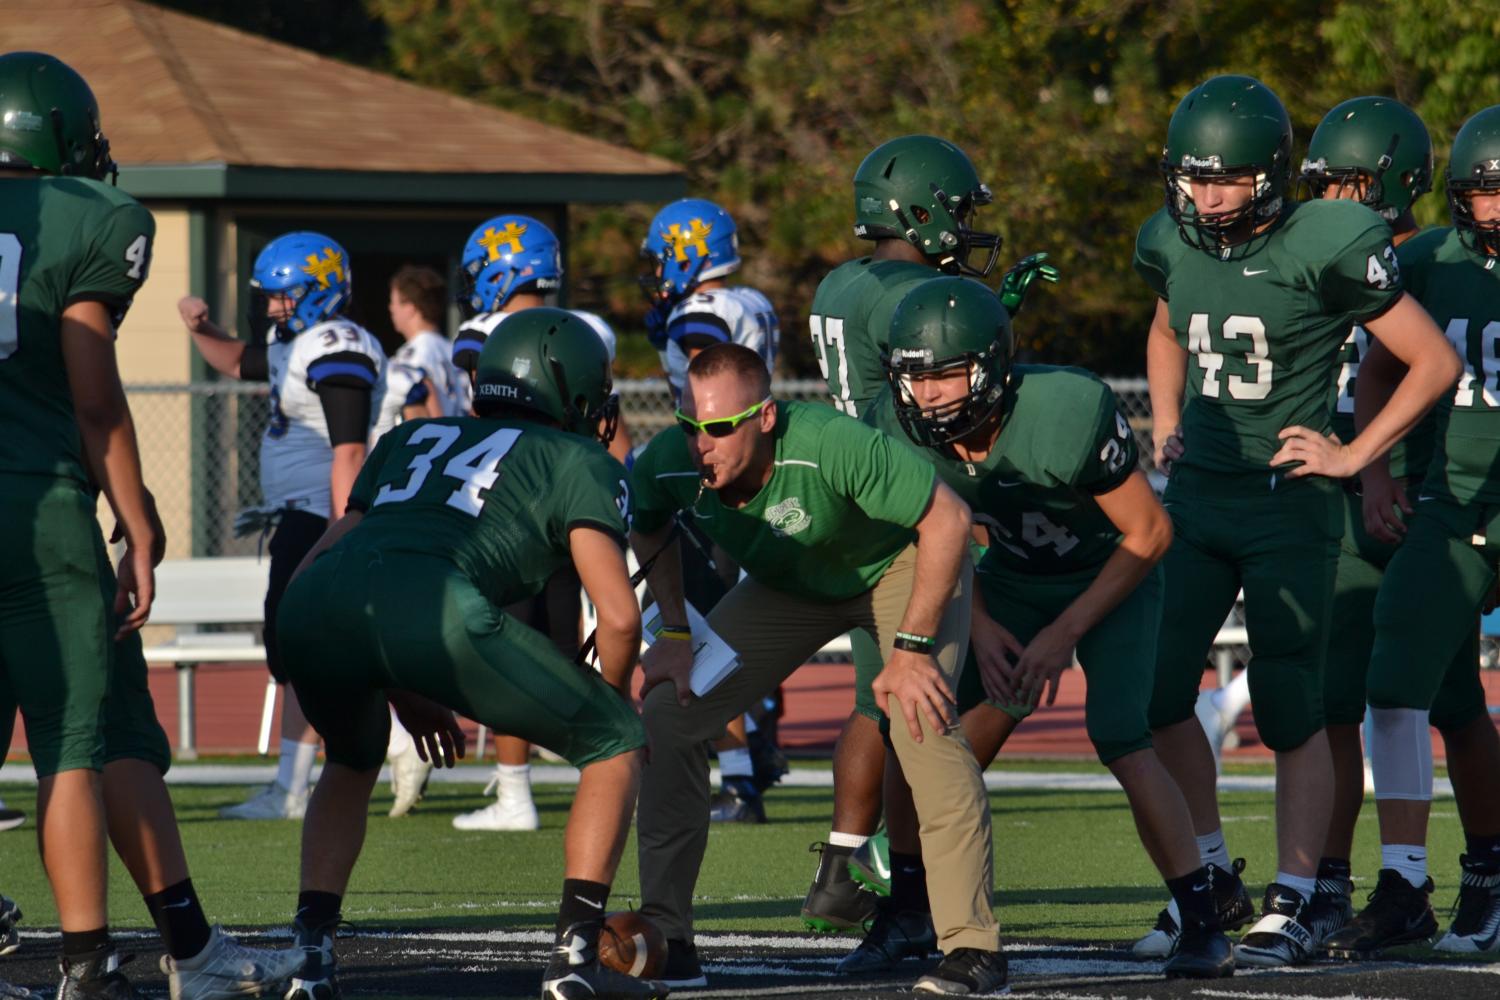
[{"xmin": 142, "ymin": 557, "xmax": 273, "ymax": 762}]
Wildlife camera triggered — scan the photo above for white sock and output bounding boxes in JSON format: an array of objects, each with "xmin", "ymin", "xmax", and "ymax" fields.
[
  {"xmin": 1195, "ymin": 830, "xmax": 1230, "ymax": 870},
  {"xmin": 496, "ymin": 763, "xmax": 532, "ymax": 803},
  {"xmin": 1382, "ymin": 844, "xmax": 1428, "ymax": 888},
  {"xmin": 277, "ymin": 739, "xmax": 319, "ymax": 797},
  {"xmin": 1274, "ymin": 872, "xmax": 1317, "ymax": 900},
  {"xmin": 828, "ymin": 831, "xmax": 868, "ymax": 850},
  {"xmin": 719, "ymin": 747, "xmax": 754, "ymax": 778}
]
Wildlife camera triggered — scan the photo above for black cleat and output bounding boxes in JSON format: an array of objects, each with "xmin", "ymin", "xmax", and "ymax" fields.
[
  {"xmin": 57, "ymin": 948, "xmax": 140, "ymax": 999},
  {"xmin": 747, "ymin": 730, "xmax": 788, "ymax": 793},
  {"xmin": 1305, "ymin": 869, "xmax": 1355, "ymax": 947},
  {"xmin": 1323, "ymin": 869, "xmax": 1438, "ymax": 959},
  {"xmin": 708, "ymin": 777, "xmax": 765, "ymax": 824},
  {"xmin": 912, "ymin": 947, "xmax": 1009, "ymax": 996},
  {"xmin": 836, "ymin": 900, "xmax": 935, "ymax": 974},
  {"xmin": 541, "ymin": 922, "xmax": 668, "ymax": 999},
  {"xmin": 659, "ymin": 939, "xmax": 705, "ymax": 989},
  {"xmin": 801, "ymin": 842, "xmax": 879, "ymax": 932},
  {"xmin": 284, "ymin": 914, "xmax": 343, "ymax": 1000},
  {"xmin": 1132, "ymin": 858, "xmax": 1253, "ymax": 957},
  {"xmin": 0, "ymin": 896, "xmax": 20, "ymax": 956},
  {"xmin": 1164, "ymin": 918, "xmax": 1234, "ymax": 979},
  {"xmin": 1436, "ymin": 854, "xmax": 1500, "ymax": 953}
]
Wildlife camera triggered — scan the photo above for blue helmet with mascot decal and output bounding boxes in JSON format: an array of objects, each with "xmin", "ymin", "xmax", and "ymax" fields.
[
  {"xmin": 459, "ymin": 214, "xmax": 563, "ymax": 317},
  {"xmin": 250, "ymin": 232, "xmax": 352, "ymax": 335}
]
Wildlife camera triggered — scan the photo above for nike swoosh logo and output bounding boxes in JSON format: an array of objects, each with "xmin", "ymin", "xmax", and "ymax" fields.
[
  {"xmin": 1192, "ymin": 882, "xmax": 1211, "ymax": 893},
  {"xmin": 1407, "ymin": 854, "xmax": 1425, "ymax": 862},
  {"xmin": 995, "ymin": 480, "xmax": 1023, "ymax": 489},
  {"xmin": 1418, "ymin": 494, "xmax": 1434, "ymax": 502},
  {"xmin": 573, "ymin": 895, "xmax": 604, "ymax": 909},
  {"xmin": 161, "ymin": 899, "xmax": 194, "ymax": 909},
  {"xmin": 1243, "ymin": 267, "xmax": 1269, "ymax": 276}
]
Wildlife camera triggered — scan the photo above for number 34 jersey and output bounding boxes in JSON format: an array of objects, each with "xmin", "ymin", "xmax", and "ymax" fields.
[
  {"xmin": 1133, "ymin": 199, "xmax": 1403, "ymax": 475},
  {"xmin": 345, "ymin": 416, "xmax": 630, "ymax": 609},
  {"xmin": 260, "ymin": 319, "xmax": 386, "ymax": 518},
  {"xmin": 1401, "ymin": 227, "xmax": 1500, "ymax": 504},
  {"xmin": 866, "ymin": 366, "xmax": 1138, "ymax": 575},
  {"xmin": 0, "ymin": 177, "xmax": 154, "ymax": 486}
]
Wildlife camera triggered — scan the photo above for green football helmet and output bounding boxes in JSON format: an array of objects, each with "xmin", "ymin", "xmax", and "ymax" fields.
[
  {"xmin": 1446, "ymin": 105, "xmax": 1500, "ymax": 257},
  {"xmin": 1160, "ymin": 75, "xmax": 1292, "ymax": 255},
  {"xmin": 1300, "ymin": 97, "xmax": 1432, "ymax": 220},
  {"xmin": 853, "ymin": 135, "xmax": 1002, "ymax": 277},
  {"xmin": 885, "ymin": 276, "xmax": 1014, "ymax": 448},
  {"xmin": 473, "ymin": 308, "xmax": 618, "ymax": 442},
  {"xmin": 0, "ymin": 52, "xmax": 114, "ymax": 181}
]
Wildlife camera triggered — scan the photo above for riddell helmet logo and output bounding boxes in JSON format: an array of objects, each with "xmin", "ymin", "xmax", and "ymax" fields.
[{"xmin": 1180, "ymin": 154, "xmax": 1225, "ymax": 169}]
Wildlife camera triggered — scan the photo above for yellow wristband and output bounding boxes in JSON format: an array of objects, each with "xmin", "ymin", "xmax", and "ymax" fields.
[{"xmin": 658, "ymin": 626, "xmax": 692, "ymax": 641}]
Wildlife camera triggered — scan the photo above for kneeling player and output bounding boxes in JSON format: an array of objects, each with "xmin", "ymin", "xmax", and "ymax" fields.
[
  {"xmin": 845, "ymin": 277, "xmax": 1233, "ymax": 979},
  {"xmin": 274, "ymin": 310, "xmax": 663, "ymax": 1000}
]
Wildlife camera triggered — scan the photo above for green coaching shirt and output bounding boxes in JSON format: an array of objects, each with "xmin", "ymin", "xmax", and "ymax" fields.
[
  {"xmin": 0, "ymin": 176, "xmax": 154, "ymax": 485},
  {"xmin": 1402, "ymin": 227, "xmax": 1500, "ymax": 505},
  {"xmin": 1133, "ymin": 199, "xmax": 1403, "ymax": 475},
  {"xmin": 867, "ymin": 366, "xmax": 1137, "ymax": 576},
  {"xmin": 810, "ymin": 256, "xmax": 936, "ymax": 417},
  {"xmin": 631, "ymin": 400, "xmax": 937, "ymax": 602},
  {"xmin": 344, "ymin": 416, "xmax": 631, "ymax": 609}
]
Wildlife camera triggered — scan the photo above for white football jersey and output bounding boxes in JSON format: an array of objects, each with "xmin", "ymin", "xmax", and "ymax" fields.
[
  {"xmin": 452, "ymin": 308, "xmax": 618, "ymax": 412},
  {"xmin": 662, "ymin": 286, "xmax": 778, "ymax": 397},
  {"xmin": 372, "ymin": 330, "xmax": 465, "ymax": 441},
  {"xmin": 260, "ymin": 319, "xmax": 386, "ymax": 519}
]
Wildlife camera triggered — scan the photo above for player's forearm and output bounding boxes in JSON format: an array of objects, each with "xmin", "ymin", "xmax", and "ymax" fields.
[
  {"xmin": 328, "ymin": 443, "xmax": 366, "ymax": 519},
  {"xmin": 594, "ymin": 620, "xmax": 643, "ymax": 693},
  {"xmin": 1052, "ymin": 536, "xmax": 1164, "ymax": 647},
  {"xmin": 80, "ymin": 403, "xmax": 157, "ymax": 552},
  {"xmin": 899, "ymin": 484, "xmax": 971, "ymax": 638},
  {"xmin": 1146, "ymin": 321, "xmax": 1186, "ymax": 437},
  {"xmin": 1345, "ymin": 343, "xmax": 1459, "ymax": 473},
  {"xmin": 632, "ymin": 528, "xmax": 688, "ymax": 627},
  {"xmin": 187, "ymin": 325, "xmax": 247, "ymax": 379}
]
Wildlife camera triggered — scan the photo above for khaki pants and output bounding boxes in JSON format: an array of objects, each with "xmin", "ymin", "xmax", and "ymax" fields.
[{"xmin": 637, "ymin": 546, "xmax": 998, "ymax": 953}]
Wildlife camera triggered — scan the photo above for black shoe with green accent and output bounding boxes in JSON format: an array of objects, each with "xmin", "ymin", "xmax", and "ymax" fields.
[
  {"xmin": 835, "ymin": 899, "xmax": 935, "ymax": 974},
  {"xmin": 801, "ymin": 842, "xmax": 879, "ymax": 933},
  {"xmin": 1323, "ymin": 869, "xmax": 1437, "ymax": 959}
]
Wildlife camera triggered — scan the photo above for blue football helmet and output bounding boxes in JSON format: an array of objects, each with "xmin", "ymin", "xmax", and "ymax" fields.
[
  {"xmin": 459, "ymin": 214, "xmax": 563, "ymax": 317},
  {"xmin": 250, "ymin": 232, "xmax": 352, "ymax": 335},
  {"xmin": 640, "ymin": 198, "xmax": 741, "ymax": 306}
]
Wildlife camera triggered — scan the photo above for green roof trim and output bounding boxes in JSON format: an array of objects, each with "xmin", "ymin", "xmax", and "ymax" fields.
[{"xmin": 117, "ymin": 163, "xmax": 684, "ymax": 204}]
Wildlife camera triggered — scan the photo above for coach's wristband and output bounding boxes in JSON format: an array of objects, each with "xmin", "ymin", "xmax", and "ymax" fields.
[
  {"xmin": 658, "ymin": 626, "xmax": 692, "ymax": 642},
  {"xmin": 893, "ymin": 632, "xmax": 936, "ymax": 653}
]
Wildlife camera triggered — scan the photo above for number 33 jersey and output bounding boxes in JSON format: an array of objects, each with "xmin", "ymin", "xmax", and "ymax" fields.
[
  {"xmin": 1133, "ymin": 199, "xmax": 1403, "ymax": 475},
  {"xmin": 345, "ymin": 416, "xmax": 630, "ymax": 608},
  {"xmin": 0, "ymin": 177, "xmax": 153, "ymax": 486},
  {"xmin": 261, "ymin": 319, "xmax": 386, "ymax": 518}
]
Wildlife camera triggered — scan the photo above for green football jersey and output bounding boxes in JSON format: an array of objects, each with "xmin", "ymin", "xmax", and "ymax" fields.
[
  {"xmin": 809, "ymin": 256, "xmax": 936, "ymax": 417},
  {"xmin": 1403, "ymin": 227, "xmax": 1500, "ymax": 504},
  {"xmin": 345, "ymin": 417, "xmax": 630, "ymax": 608},
  {"xmin": 0, "ymin": 176, "xmax": 154, "ymax": 485},
  {"xmin": 631, "ymin": 400, "xmax": 936, "ymax": 602},
  {"xmin": 867, "ymin": 366, "xmax": 1136, "ymax": 575},
  {"xmin": 1134, "ymin": 199, "xmax": 1402, "ymax": 475}
]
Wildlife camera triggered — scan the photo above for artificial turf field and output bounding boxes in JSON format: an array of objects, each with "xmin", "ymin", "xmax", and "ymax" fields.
[{"xmin": 0, "ymin": 770, "xmax": 1496, "ymax": 999}]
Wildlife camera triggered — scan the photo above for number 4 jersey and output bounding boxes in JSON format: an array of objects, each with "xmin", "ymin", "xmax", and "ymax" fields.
[
  {"xmin": 1401, "ymin": 226, "xmax": 1500, "ymax": 504},
  {"xmin": 0, "ymin": 176, "xmax": 154, "ymax": 486},
  {"xmin": 1133, "ymin": 199, "xmax": 1403, "ymax": 475},
  {"xmin": 345, "ymin": 416, "xmax": 630, "ymax": 608}
]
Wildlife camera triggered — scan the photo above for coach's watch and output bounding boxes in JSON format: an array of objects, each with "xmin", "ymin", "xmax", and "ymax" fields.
[{"xmin": 893, "ymin": 632, "xmax": 936, "ymax": 653}]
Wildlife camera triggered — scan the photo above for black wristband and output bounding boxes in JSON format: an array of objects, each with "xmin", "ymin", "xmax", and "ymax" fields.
[{"xmin": 893, "ymin": 635, "xmax": 936, "ymax": 654}]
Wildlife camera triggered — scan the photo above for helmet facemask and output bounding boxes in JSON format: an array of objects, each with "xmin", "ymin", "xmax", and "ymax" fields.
[
  {"xmin": 1163, "ymin": 159, "xmax": 1283, "ymax": 256},
  {"xmin": 888, "ymin": 344, "xmax": 1008, "ymax": 450},
  {"xmin": 1449, "ymin": 170, "xmax": 1500, "ymax": 258},
  {"xmin": 887, "ymin": 182, "xmax": 1002, "ymax": 277}
]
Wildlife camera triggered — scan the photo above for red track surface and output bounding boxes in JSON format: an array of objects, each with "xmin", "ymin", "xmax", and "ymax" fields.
[{"xmin": 7, "ymin": 662, "xmax": 1499, "ymax": 762}]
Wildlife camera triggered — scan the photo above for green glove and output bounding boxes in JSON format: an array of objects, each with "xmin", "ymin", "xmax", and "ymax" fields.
[{"xmin": 998, "ymin": 252, "xmax": 1060, "ymax": 316}]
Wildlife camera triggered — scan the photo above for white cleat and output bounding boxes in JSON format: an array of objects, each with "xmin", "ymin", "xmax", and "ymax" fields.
[
  {"xmin": 387, "ymin": 744, "xmax": 432, "ymax": 818},
  {"xmin": 1131, "ymin": 897, "xmax": 1180, "ymax": 957},
  {"xmin": 162, "ymin": 926, "xmax": 307, "ymax": 1000},
  {"xmin": 219, "ymin": 782, "xmax": 308, "ymax": 821},
  {"xmin": 452, "ymin": 789, "xmax": 539, "ymax": 832}
]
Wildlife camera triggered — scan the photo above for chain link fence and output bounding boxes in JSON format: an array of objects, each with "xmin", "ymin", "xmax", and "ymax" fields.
[{"xmin": 126, "ymin": 377, "xmax": 1157, "ymax": 559}]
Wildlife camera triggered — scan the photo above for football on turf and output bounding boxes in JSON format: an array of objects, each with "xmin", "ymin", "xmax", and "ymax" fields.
[{"xmin": 598, "ymin": 911, "xmax": 667, "ymax": 978}]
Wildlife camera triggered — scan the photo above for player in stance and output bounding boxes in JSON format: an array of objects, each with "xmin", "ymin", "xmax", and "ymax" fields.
[
  {"xmin": 0, "ymin": 51, "xmax": 304, "ymax": 998},
  {"xmin": 448, "ymin": 213, "xmax": 628, "ymax": 831},
  {"xmin": 1325, "ymin": 104, "xmax": 1500, "ymax": 958},
  {"xmin": 631, "ymin": 343, "xmax": 1004, "ymax": 995},
  {"xmin": 181, "ymin": 232, "xmax": 385, "ymax": 821},
  {"xmin": 837, "ymin": 276, "xmax": 1231, "ymax": 979},
  {"xmin": 639, "ymin": 197, "xmax": 785, "ymax": 823},
  {"xmin": 275, "ymin": 309, "xmax": 662, "ymax": 1000},
  {"xmin": 1280, "ymin": 95, "xmax": 1440, "ymax": 944},
  {"xmin": 1136, "ymin": 74, "xmax": 1458, "ymax": 966},
  {"xmin": 801, "ymin": 133, "xmax": 1059, "ymax": 932}
]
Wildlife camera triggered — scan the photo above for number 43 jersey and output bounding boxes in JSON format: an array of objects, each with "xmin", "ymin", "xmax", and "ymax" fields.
[
  {"xmin": 345, "ymin": 416, "xmax": 630, "ymax": 608},
  {"xmin": 260, "ymin": 319, "xmax": 386, "ymax": 518},
  {"xmin": 1133, "ymin": 199, "xmax": 1403, "ymax": 475},
  {"xmin": 0, "ymin": 177, "xmax": 153, "ymax": 486}
]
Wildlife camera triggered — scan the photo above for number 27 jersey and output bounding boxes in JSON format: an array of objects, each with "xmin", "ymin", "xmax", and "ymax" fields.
[
  {"xmin": 346, "ymin": 416, "xmax": 630, "ymax": 609},
  {"xmin": 1133, "ymin": 199, "xmax": 1402, "ymax": 475}
]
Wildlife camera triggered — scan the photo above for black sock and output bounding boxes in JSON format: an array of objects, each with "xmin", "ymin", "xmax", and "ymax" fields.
[
  {"xmin": 1316, "ymin": 856, "xmax": 1352, "ymax": 892},
  {"xmin": 557, "ymin": 879, "xmax": 610, "ymax": 936},
  {"xmin": 817, "ymin": 843, "xmax": 855, "ymax": 882},
  {"xmin": 61, "ymin": 927, "xmax": 111, "ymax": 959},
  {"xmin": 1465, "ymin": 833, "xmax": 1500, "ymax": 869},
  {"xmin": 1166, "ymin": 868, "xmax": 1219, "ymax": 928},
  {"xmin": 144, "ymin": 878, "xmax": 212, "ymax": 961},
  {"xmin": 890, "ymin": 851, "xmax": 930, "ymax": 914},
  {"xmin": 295, "ymin": 890, "xmax": 343, "ymax": 931}
]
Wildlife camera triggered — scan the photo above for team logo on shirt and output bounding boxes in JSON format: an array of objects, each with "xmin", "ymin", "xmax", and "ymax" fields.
[
  {"xmin": 665, "ymin": 219, "xmax": 713, "ymax": 262},
  {"xmin": 300, "ymin": 248, "xmax": 345, "ymax": 289},
  {"xmin": 479, "ymin": 221, "xmax": 528, "ymax": 260},
  {"xmin": 765, "ymin": 496, "xmax": 810, "ymax": 537}
]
